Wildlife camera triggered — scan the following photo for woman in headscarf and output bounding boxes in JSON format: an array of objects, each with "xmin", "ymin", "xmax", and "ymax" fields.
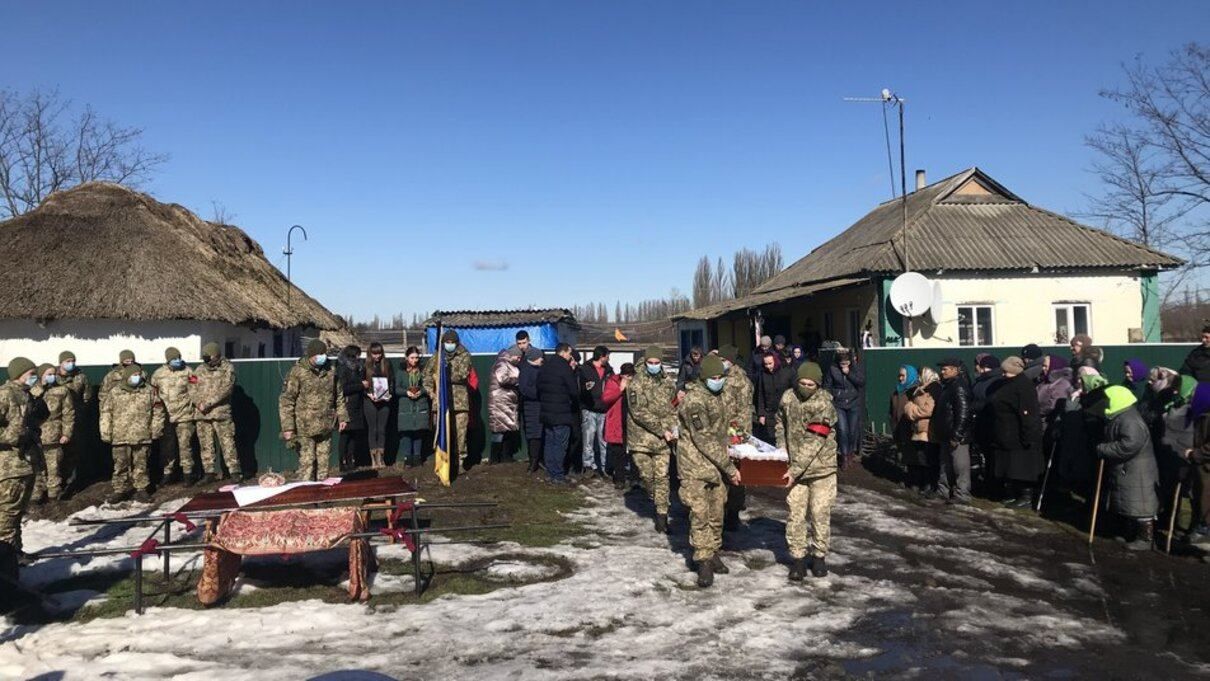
[
  {"xmin": 970, "ymin": 354, "xmax": 1003, "ymax": 493},
  {"xmin": 990, "ymin": 356, "xmax": 1044, "ymax": 507},
  {"xmin": 903, "ymin": 366, "xmax": 942, "ymax": 495},
  {"xmin": 890, "ymin": 364, "xmax": 919, "ymax": 455},
  {"xmin": 1157, "ymin": 374, "xmax": 1197, "ymax": 537},
  {"xmin": 790, "ymin": 345, "xmax": 806, "ymax": 369},
  {"xmin": 1182, "ymin": 381, "xmax": 1210, "ymax": 539},
  {"xmin": 1070, "ymin": 334, "xmax": 1102, "ymax": 372},
  {"xmin": 1096, "ymin": 385, "xmax": 1160, "ymax": 549},
  {"xmin": 1122, "ymin": 358, "xmax": 1149, "ymax": 399}
]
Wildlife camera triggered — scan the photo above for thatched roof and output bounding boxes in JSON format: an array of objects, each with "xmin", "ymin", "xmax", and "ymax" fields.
[
  {"xmin": 0, "ymin": 182, "xmax": 345, "ymax": 330},
  {"xmin": 425, "ymin": 309, "xmax": 580, "ymax": 329},
  {"xmin": 755, "ymin": 167, "xmax": 1183, "ymax": 296}
]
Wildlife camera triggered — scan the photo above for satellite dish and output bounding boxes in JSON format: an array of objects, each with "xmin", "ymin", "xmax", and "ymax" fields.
[
  {"xmin": 889, "ymin": 272, "xmax": 933, "ymax": 317},
  {"xmin": 929, "ymin": 281, "xmax": 944, "ymax": 323}
]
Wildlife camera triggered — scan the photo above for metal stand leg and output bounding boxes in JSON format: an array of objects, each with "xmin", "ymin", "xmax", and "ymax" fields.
[
  {"xmin": 411, "ymin": 505, "xmax": 422, "ymax": 596},
  {"xmin": 134, "ymin": 556, "xmax": 144, "ymax": 615},
  {"xmin": 163, "ymin": 523, "xmax": 172, "ymax": 580}
]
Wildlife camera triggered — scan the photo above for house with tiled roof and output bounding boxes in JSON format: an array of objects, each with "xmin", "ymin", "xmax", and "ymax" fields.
[{"xmin": 673, "ymin": 167, "xmax": 1182, "ymax": 354}]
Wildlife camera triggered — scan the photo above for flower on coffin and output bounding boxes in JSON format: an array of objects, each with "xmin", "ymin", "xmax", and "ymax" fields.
[
  {"xmin": 258, "ymin": 469, "xmax": 286, "ymax": 488},
  {"xmin": 727, "ymin": 420, "xmax": 747, "ymax": 445}
]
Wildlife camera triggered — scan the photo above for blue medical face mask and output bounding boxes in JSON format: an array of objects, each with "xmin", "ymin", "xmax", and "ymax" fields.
[
  {"xmin": 62, "ymin": 361, "xmax": 76, "ymax": 372},
  {"xmin": 170, "ymin": 358, "xmax": 186, "ymax": 369},
  {"xmin": 128, "ymin": 374, "xmax": 142, "ymax": 387},
  {"xmin": 313, "ymin": 354, "xmax": 328, "ymax": 367},
  {"xmin": 443, "ymin": 342, "xmax": 456, "ymax": 353},
  {"xmin": 25, "ymin": 374, "xmax": 39, "ymax": 387},
  {"xmin": 43, "ymin": 374, "xmax": 57, "ymax": 386},
  {"xmin": 646, "ymin": 363, "xmax": 662, "ymax": 376},
  {"xmin": 706, "ymin": 377, "xmax": 726, "ymax": 394}
]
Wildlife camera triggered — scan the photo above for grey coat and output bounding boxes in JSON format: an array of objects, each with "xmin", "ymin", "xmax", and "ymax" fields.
[{"xmin": 1096, "ymin": 406, "xmax": 1159, "ymax": 518}]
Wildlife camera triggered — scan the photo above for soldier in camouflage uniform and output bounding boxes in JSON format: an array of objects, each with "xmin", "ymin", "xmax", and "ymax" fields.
[
  {"xmin": 0, "ymin": 358, "xmax": 39, "ymax": 582},
  {"xmin": 150, "ymin": 347, "xmax": 197, "ymax": 485},
  {"xmin": 32, "ymin": 364, "xmax": 75, "ymax": 503},
  {"xmin": 423, "ymin": 330, "xmax": 473, "ymax": 468},
  {"xmin": 677, "ymin": 355, "xmax": 742, "ymax": 588},
  {"xmin": 717, "ymin": 345, "xmax": 753, "ymax": 531},
  {"xmin": 776, "ymin": 361, "xmax": 839, "ymax": 580},
  {"xmin": 280, "ymin": 339, "xmax": 349, "ymax": 481},
  {"xmin": 56, "ymin": 350, "xmax": 90, "ymax": 496},
  {"xmin": 100, "ymin": 364, "xmax": 166, "ymax": 503},
  {"xmin": 625, "ymin": 345, "xmax": 678, "ymax": 533},
  {"xmin": 99, "ymin": 349, "xmax": 141, "ymax": 413},
  {"xmin": 192, "ymin": 342, "xmax": 241, "ymax": 481}
]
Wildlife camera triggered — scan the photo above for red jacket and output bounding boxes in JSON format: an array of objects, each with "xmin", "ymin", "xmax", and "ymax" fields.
[{"xmin": 603, "ymin": 374, "xmax": 627, "ymax": 445}]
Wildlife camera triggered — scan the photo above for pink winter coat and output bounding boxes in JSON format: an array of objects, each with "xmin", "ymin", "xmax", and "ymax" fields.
[{"xmin": 488, "ymin": 351, "xmax": 521, "ymax": 433}]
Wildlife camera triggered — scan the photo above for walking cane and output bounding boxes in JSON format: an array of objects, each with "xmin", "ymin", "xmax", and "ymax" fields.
[
  {"xmin": 1166, "ymin": 480, "xmax": 1183, "ymax": 555},
  {"xmin": 1036, "ymin": 443, "xmax": 1056, "ymax": 514},
  {"xmin": 1088, "ymin": 459, "xmax": 1105, "ymax": 544}
]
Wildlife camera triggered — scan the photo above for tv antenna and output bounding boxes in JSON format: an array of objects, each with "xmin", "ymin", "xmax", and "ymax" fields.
[{"xmin": 845, "ymin": 89, "xmax": 912, "ymax": 344}]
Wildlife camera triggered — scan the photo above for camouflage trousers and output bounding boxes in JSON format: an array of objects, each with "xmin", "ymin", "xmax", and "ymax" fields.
[
  {"xmin": 161, "ymin": 420, "xmax": 197, "ymax": 475},
  {"xmin": 295, "ymin": 434, "xmax": 332, "ymax": 482},
  {"xmin": 0, "ymin": 475, "xmax": 34, "ymax": 549},
  {"xmin": 111, "ymin": 444, "xmax": 151, "ymax": 494},
  {"xmin": 631, "ymin": 449, "xmax": 671, "ymax": 514},
  {"xmin": 197, "ymin": 418, "xmax": 240, "ymax": 476},
  {"xmin": 452, "ymin": 411, "xmax": 469, "ymax": 464},
  {"xmin": 680, "ymin": 478, "xmax": 726, "ymax": 562},
  {"xmin": 33, "ymin": 444, "xmax": 65, "ymax": 499},
  {"xmin": 786, "ymin": 473, "xmax": 838, "ymax": 559}
]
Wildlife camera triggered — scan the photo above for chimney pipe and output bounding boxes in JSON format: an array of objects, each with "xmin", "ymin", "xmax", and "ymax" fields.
[{"xmin": 915, "ymin": 169, "xmax": 926, "ymax": 191}]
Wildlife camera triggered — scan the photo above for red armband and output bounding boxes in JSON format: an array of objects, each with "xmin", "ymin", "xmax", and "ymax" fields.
[{"xmin": 806, "ymin": 423, "xmax": 831, "ymax": 438}]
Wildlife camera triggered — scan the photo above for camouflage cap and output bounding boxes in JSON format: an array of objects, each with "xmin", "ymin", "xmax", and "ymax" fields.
[
  {"xmin": 58, "ymin": 350, "xmax": 76, "ymax": 363},
  {"xmin": 201, "ymin": 342, "xmax": 221, "ymax": 359},
  {"xmin": 36, "ymin": 363, "xmax": 55, "ymax": 377},
  {"xmin": 643, "ymin": 346, "xmax": 663, "ymax": 362},
  {"xmin": 717, "ymin": 345, "xmax": 739, "ymax": 362},
  {"xmin": 306, "ymin": 339, "xmax": 327, "ymax": 357},
  {"xmin": 119, "ymin": 349, "xmax": 135, "ymax": 363},
  {"xmin": 121, "ymin": 364, "xmax": 142, "ymax": 380},
  {"xmin": 700, "ymin": 355, "xmax": 725, "ymax": 378},
  {"xmin": 7, "ymin": 357, "xmax": 35, "ymax": 381},
  {"xmin": 441, "ymin": 329, "xmax": 460, "ymax": 344},
  {"xmin": 797, "ymin": 362, "xmax": 823, "ymax": 384},
  {"xmin": 165, "ymin": 346, "xmax": 182, "ymax": 361}
]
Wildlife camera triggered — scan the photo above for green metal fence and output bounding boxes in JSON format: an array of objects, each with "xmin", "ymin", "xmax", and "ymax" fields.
[
  {"xmin": 861, "ymin": 344, "xmax": 1197, "ymax": 434},
  {"xmin": 71, "ymin": 355, "xmax": 517, "ymax": 483}
]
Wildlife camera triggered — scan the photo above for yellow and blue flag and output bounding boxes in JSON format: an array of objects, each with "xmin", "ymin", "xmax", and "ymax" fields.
[{"xmin": 433, "ymin": 338, "xmax": 452, "ymax": 486}]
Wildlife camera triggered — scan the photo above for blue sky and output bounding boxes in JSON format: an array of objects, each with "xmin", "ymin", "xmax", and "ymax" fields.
[{"xmin": 3, "ymin": 1, "xmax": 1205, "ymax": 321}]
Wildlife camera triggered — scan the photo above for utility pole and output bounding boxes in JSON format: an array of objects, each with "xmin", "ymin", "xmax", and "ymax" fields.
[{"xmin": 284, "ymin": 224, "xmax": 307, "ymax": 311}]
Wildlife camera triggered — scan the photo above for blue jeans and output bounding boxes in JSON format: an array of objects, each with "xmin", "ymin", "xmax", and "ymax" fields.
[
  {"xmin": 400, "ymin": 430, "xmax": 427, "ymax": 463},
  {"xmin": 834, "ymin": 406, "xmax": 863, "ymax": 456},
  {"xmin": 581, "ymin": 411, "xmax": 607, "ymax": 471},
  {"xmin": 543, "ymin": 425, "xmax": 571, "ymax": 480}
]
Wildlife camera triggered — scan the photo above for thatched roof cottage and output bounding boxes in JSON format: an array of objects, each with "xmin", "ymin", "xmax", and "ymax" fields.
[{"xmin": 0, "ymin": 182, "xmax": 349, "ymax": 365}]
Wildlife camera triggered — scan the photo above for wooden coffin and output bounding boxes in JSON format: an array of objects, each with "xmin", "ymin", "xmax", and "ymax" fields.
[{"xmin": 734, "ymin": 457, "xmax": 788, "ymax": 487}]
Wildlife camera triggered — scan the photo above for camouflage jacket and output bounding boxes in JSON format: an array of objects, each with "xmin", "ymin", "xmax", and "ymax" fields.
[
  {"xmin": 625, "ymin": 368, "xmax": 677, "ymax": 453},
  {"xmin": 279, "ymin": 358, "xmax": 349, "ymax": 438},
  {"xmin": 192, "ymin": 358, "xmax": 236, "ymax": 421},
  {"xmin": 423, "ymin": 345, "xmax": 473, "ymax": 413},
  {"xmin": 776, "ymin": 388, "xmax": 839, "ymax": 480},
  {"xmin": 151, "ymin": 364, "xmax": 198, "ymax": 424},
  {"xmin": 722, "ymin": 363, "xmax": 754, "ymax": 437},
  {"xmin": 0, "ymin": 382, "xmax": 37, "ymax": 480},
  {"xmin": 100, "ymin": 382, "xmax": 166, "ymax": 446},
  {"xmin": 99, "ymin": 364, "xmax": 145, "ymax": 412},
  {"xmin": 61, "ymin": 369, "xmax": 92, "ymax": 405},
  {"xmin": 677, "ymin": 383, "xmax": 737, "ymax": 484},
  {"xmin": 36, "ymin": 384, "xmax": 77, "ymax": 445}
]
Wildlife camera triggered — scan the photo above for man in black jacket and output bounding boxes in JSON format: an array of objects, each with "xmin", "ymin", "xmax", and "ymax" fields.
[
  {"xmin": 538, "ymin": 344, "xmax": 580, "ymax": 484},
  {"xmin": 578, "ymin": 345, "xmax": 614, "ymax": 476},
  {"xmin": 1180, "ymin": 326, "xmax": 1210, "ymax": 382},
  {"xmin": 754, "ymin": 353, "xmax": 794, "ymax": 444},
  {"xmin": 934, "ymin": 357, "xmax": 973, "ymax": 504}
]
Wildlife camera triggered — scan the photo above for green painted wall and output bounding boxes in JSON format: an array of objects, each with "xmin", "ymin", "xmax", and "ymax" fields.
[
  {"xmin": 1141, "ymin": 271, "xmax": 1161, "ymax": 342},
  {"xmin": 69, "ymin": 355, "xmax": 517, "ymax": 483},
  {"xmin": 876, "ymin": 277, "xmax": 904, "ymax": 347},
  {"xmin": 861, "ymin": 344, "xmax": 1196, "ymax": 435}
]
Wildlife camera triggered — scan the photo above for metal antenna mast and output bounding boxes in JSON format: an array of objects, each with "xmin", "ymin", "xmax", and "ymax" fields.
[{"xmin": 284, "ymin": 224, "xmax": 308, "ymax": 310}]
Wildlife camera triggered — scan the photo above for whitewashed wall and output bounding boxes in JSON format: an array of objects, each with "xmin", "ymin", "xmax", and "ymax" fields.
[{"xmin": 0, "ymin": 319, "xmax": 311, "ymax": 366}]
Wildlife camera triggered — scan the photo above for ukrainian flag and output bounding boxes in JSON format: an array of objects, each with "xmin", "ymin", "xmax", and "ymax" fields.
[{"xmin": 433, "ymin": 340, "xmax": 453, "ymax": 486}]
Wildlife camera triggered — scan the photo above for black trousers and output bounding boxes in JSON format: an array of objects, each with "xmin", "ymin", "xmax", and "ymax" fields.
[{"xmin": 364, "ymin": 401, "xmax": 391, "ymax": 451}]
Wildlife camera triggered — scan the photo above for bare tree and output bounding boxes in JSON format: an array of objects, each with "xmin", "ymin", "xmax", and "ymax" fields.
[
  {"xmin": 732, "ymin": 244, "xmax": 783, "ymax": 297},
  {"xmin": 210, "ymin": 201, "xmax": 237, "ymax": 225},
  {"xmin": 0, "ymin": 88, "xmax": 167, "ymax": 218},
  {"xmin": 692, "ymin": 256, "xmax": 714, "ymax": 308}
]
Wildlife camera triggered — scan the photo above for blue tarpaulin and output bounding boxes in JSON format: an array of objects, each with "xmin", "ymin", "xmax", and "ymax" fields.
[{"xmin": 426, "ymin": 324, "xmax": 562, "ymax": 354}]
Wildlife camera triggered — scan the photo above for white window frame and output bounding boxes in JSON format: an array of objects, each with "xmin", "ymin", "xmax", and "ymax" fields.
[
  {"xmin": 956, "ymin": 304, "xmax": 995, "ymax": 346},
  {"xmin": 1052, "ymin": 302, "xmax": 1091, "ymax": 344}
]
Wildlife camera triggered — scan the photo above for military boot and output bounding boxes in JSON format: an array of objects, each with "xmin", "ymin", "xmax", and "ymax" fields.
[
  {"xmin": 654, "ymin": 513, "xmax": 669, "ymax": 534},
  {"xmin": 709, "ymin": 554, "xmax": 729, "ymax": 575},
  {"xmin": 200, "ymin": 473, "xmax": 218, "ymax": 486},
  {"xmin": 810, "ymin": 555, "xmax": 829, "ymax": 578},
  {"xmin": 162, "ymin": 469, "xmax": 181, "ymax": 486},
  {"xmin": 133, "ymin": 490, "xmax": 152, "ymax": 504},
  {"xmin": 789, "ymin": 557, "xmax": 807, "ymax": 582},
  {"xmin": 1126, "ymin": 519, "xmax": 1155, "ymax": 551},
  {"xmin": 106, "ymin": 489, "xmax": 132, "ymax": 505},
  {"xmin": 696, "ymin": 558, "xmax": 714, "ymax": 588}
]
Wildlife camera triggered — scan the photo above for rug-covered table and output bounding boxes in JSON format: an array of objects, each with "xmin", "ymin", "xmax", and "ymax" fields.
[{"xmin": 174, "ymin": 477, "xmax": 416, "ymax": 606}]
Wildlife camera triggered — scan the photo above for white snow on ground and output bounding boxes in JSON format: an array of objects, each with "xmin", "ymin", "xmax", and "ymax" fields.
[{"xmin": 0, "ymin": 481, "xmax": 1201, "ymax": 679}]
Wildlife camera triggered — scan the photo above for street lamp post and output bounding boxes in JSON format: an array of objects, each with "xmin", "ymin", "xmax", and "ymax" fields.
[{"xmin": 284, "ymin": 224, "xmax": 308, "ymax": 310}]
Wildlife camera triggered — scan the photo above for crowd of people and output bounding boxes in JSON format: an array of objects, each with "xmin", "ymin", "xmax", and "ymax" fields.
[
  {"xmin": 888, "ymin": 331, "xmax": 1210, "ymax": 551},
  {"xmin": 3, "ymin": 326, "xmax": 1209, "ymax": 590}
]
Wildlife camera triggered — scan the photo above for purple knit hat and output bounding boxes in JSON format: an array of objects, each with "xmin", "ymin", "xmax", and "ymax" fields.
[
  {"xmin": 1189, "ymin": 381, "xmax": 1210, "ymax": 425},
  {"xmin": 1124, "ymin": 359, "xmax": 1149, "ymax": 384},
  {"xmin": 1048, "ymin": 355, "xmax": 1069, "ymax": 371}
]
